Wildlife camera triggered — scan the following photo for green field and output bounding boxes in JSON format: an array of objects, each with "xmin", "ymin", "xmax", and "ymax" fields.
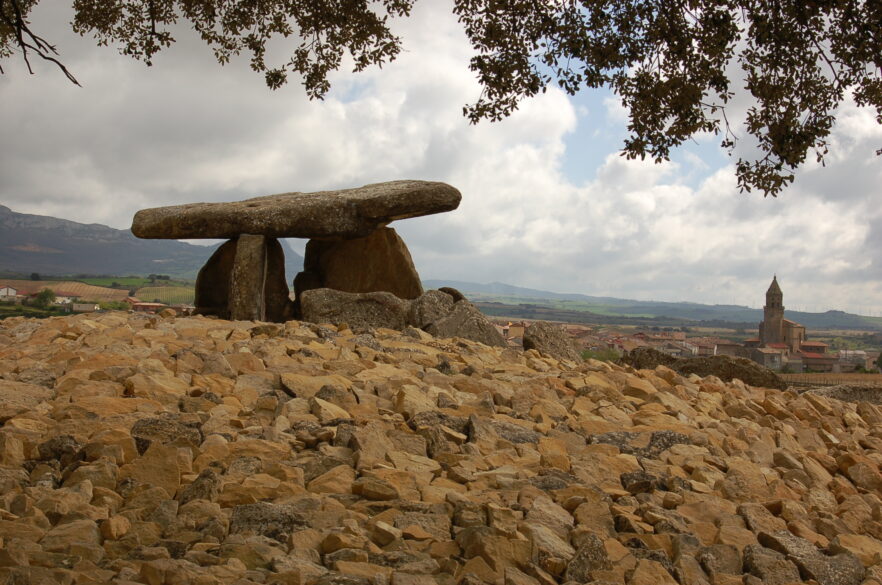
[
  {"xmin": 79, "ymin": 276, "xmax": 194, "ymax": 288},
  {"xmin": 0, "ymin": 304, "xmax": 62, "ymax": 319},
  {"xmin": 467, "ymin": 293, "xmax": 656, "ymax": 318},
  {"xmin": 136, "ymin": 286, "xmax": 196, "ymax": 304}
]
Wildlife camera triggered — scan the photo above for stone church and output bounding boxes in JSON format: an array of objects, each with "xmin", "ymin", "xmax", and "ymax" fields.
[{"xmin": 758, "ymin": 276, "xmax": 806, "ymax": 353}]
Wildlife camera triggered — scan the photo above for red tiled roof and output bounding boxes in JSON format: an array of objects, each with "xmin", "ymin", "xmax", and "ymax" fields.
[
  {"xmin": 767, "ymin": 343, "xmax": 788, "ymax": 349},
  {"xmin": 801, "ymin": 341, "xmax": 828, "ymax": 347},
  {"xmin": 800, "ymin": 352, "xmax": 834, "ymax": 360}
]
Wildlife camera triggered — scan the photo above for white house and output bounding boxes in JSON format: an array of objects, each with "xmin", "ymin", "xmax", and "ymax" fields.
[{"xmin": 0, "ymin": 286, "xmax": 17, "ymax": 300}]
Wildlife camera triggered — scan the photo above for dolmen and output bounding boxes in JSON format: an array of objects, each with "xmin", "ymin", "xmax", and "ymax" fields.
[{"xmin": 131, "ymin": 180, "xmax": 508, "ymax": 346}]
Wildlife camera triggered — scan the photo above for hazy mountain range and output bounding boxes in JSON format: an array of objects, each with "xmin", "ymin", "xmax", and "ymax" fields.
[
  {"xmin": 423, "ymin": 280, "xmax": 882, "ymax": 331},
  {"xmin": 0, "ymin": 205, "xmax": 304, "ymax": 282},
  {"xmin": 2, "ymin": 205, "xmax": 878, "ymax": 330}
]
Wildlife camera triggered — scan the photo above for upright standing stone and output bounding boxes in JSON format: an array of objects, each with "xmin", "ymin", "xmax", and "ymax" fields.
[
  {"xmin": 194, "ymin": 240, "xmax": 238, "ymax": 319},
  {"xmin": 194, "ymin": 237, "xmax": 294, "ymax": 321},
  {"xmin": 264, "ymin": 238, "xmax": 296, "ymax": 323},
  {"xmin": 298, "ymin": 227, "xmax": 423, "ymax": 300},
  {"xmin": 230, "ymin": 235, "xmax": 267, "ymax": 321}
]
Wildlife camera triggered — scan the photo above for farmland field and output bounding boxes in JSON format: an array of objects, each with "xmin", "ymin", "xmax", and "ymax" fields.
[
  {"xmin": 781, "ymin": 373, "xmax": 882, "ymax": 387},
  {"xmin": 0, "ymin": 304, "xmax": 58, "ymax": 318},
  {"xmin": 79, "ymin": 277, "xmax": 193, "ymax": 288},
  {"xmin": 0, "ymin": 279, "xmax": 130, "ymax": 301},
  {"xmin": 137, "ymin": 286, "xmax": 195, "ymax": 304}
]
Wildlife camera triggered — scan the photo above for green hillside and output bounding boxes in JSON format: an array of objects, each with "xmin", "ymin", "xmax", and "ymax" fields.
[{"xmin": 136, "ymin": 286, "xmax": 195, "ymax": 304}]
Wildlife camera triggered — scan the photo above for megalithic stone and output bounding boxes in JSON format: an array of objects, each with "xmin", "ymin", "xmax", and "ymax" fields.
[
  {"xmin": 229, "ymin": 234, "xmax": 267, "ymax": 321},
  {"xmin": 299, "ymin": 227, "xmax": 424, "ymax": 300},
  {"xmin": 131, "ymin": 180, "xmax": 463, "ymax": 324},
  {"xmin": 194, "ymin": 240, "xmax": 237, "ymax": 319},
  {"xmin": 264, "ymin": 238, "xmax": 296, "ymax": 323},
  {"xmin": 194, "ymin": 236, "xmax": 294, "ymax": 322},
  {"xmin": 131, "ymin": 180, "xmax": 461, "ymax": 240}
]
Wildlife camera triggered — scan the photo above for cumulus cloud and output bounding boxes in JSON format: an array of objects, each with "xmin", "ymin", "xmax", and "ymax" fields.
[{"xmin": 1, "ymin": 1, "xmax": 880, "ymax": 314}]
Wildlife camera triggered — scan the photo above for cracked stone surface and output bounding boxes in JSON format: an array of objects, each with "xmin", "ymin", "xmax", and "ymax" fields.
[{"xmin": 131, "ymin": 180, "xmax": 461, "ymax": 240}]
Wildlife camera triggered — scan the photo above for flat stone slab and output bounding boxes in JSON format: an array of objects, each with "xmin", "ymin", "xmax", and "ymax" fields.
[{"xmin": 131, "ymin": 180, "xmax": 461, "ymax": 240}]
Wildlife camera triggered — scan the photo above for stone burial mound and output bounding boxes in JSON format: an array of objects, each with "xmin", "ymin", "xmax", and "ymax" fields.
[
  {"xmin": 2, "ymin": 312, "xmax": 882, "ymax": 585},
  {"xmin": 132, "ymin": 180, "xmax": 477, "ymax": 328},
  {"xmin": 131, "ymin": 180, "xmax": 563, "ymax": 350}
]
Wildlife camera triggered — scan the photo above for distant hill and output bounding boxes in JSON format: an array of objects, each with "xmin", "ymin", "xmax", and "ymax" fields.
[
  {"xmin": 423, "ymin": 279, "xmax": 882, "ymax": 331},
  {"xmin": 0, "ymin": 205, "xmax": 304, "ymax": 281}
]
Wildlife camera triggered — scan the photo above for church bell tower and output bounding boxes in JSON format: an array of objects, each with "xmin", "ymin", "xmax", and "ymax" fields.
[{"xmin": 760, "ymin": 276, "xmax": 784, "ymax": 345}]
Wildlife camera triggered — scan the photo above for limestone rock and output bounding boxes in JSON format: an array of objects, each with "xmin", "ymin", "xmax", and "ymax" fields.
[
  {"xmin": 629, "ymin": 559, "xmax": 679, "ymax": 585},
  {"xmin": 424, "ymin": 301, "xmax": 506, "ymax": 347},
  {"xmin": 300, "ymin": 227, "xmax": 423, "ymax": 300},
  {"xmin": 131, "ymin": 416, "xmax": 201, "ymax": 454},
  {"xmin": 229, "ymin": 503, "xmax": 307, "ymax": 541},
  {"xmin": 307, "ymin": 465, "xmax": 356, "ymax": 494},
  {"xmin": 118, "ymin": 443, "xmax": 181, "ymax": 499},
  {"xmin": 40, "ymin": 519, "xmax": 101, "ymax": 552},
  {"xmin": 829, "ymin": 533, "xmax": 882, "ymax": 566},
  {"xmin": 522, "ymin": 321, "xmax": 580, "ymax": 362},
  {"xmin": 758, "ymin": 531, "xmax": 865, "ymax": 585},
  {"xmin": 743, "ymin": 545, "xmax": 801, "ymax": 585},
  {"xmin": 132, "ymin": 180, "xmax": 461, "ymax": 239},
  {"xmin": 5, "ymin": 310, "xmax": 882, "ymax": 585},
  {"xmin": 300, "ymin": 289, "xmax": 410, "ymax": 332},
  {"xmin": 0, "ymin": 380, "xmax": 53, "ymax": 420},
  {"xmin": 409, "ymin": 290, "xmax": 456, "ymax": 329},
  {"xmin": 565, "ymin": 535, "xmax": 613, "ymax": 582}
]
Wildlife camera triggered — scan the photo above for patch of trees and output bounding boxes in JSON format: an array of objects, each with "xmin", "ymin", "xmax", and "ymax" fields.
[{"xmin": 32, "ymin": 288, "xmax": 55, "ymax": 309}]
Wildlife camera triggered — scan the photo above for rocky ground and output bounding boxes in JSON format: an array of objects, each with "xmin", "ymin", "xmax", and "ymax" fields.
[{"xmin": 1, "ymin": 312, "xmax": 882, "ymax": 585}]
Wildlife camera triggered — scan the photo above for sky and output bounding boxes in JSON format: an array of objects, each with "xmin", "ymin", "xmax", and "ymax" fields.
[{"xmin": 1, "ymin": 2, "xmax": 881, "ymax": 315}]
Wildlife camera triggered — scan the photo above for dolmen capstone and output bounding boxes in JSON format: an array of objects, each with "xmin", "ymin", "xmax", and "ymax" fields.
[{"xmin": 131, "ymin": 180, "xmax": 506, "ymax": 346}]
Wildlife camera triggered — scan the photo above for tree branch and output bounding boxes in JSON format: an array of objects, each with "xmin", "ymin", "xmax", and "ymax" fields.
[{"xmin": 0, "ymin": 0, "xmax": 80, "ymax": 85}]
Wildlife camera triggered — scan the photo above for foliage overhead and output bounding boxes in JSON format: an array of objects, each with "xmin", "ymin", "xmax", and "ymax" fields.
[{"xmin": 1, "ymin": 0, "xmax": 880, "ymax": 196}]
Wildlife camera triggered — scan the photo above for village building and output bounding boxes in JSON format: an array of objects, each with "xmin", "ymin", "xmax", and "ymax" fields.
[
  {"xmin": 715, "ymin": 340, "xmax": 746, "ymax": 357},
  {"xmin": 751, "ymin": 347, "xmax": 783, "ymax": 370},
  {"xmin": 836, "ymin": 349, "xmax": 874, "ymax": 372},
  {"xmin": 750, "ymin": 276, "xmax": 844, "ymax": 372},
  {"xmin": 656, "ymin": 340, "xmax": 696, "ymax": 357},
  {"xmin": 0, "ymin": 286, "xmax": 18, "ymax": 300},
  {"xmin": 758, "ymin": 276, "xmax": 806, "ymax": 352}
]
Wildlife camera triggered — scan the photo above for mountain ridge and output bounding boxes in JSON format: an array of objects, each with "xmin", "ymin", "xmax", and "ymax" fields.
[
  {"xmin": 423, "ymin": 279, "xmax": 882, "ymax": 331},
  {"xmin": 0, "ymin": 204, "xmax": 304, "ymax": 281}
]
